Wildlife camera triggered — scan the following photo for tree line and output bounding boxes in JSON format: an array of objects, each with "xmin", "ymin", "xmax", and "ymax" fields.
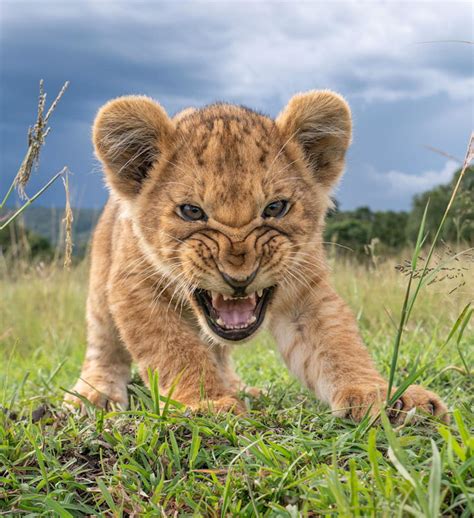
[
  {"xmin": 1, "ymin": 167, "xmax": 472, "ymax": 262},
  {"xmin": 325, "ymin": 167, "xmax": 473, "ymax": 255}
]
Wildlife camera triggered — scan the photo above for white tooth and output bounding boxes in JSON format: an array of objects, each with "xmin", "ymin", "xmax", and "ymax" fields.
[
  {"xmin": 257, "ymin": 290, "xmax": 263, "ymax": 298},
  {"xmin": 211, "ymin": 291, "xmax": 219, "ymax": 306},
  {"xmin": 223, "ymin": 294, "xmax": 232, "ymax": 301},
  {"xmin": 216, "ymin": 317, "xmax": 225, "ymax": 326},
  {"xmin": 248, "ymin": 315, "xmax": 257, "ymax": 324}
]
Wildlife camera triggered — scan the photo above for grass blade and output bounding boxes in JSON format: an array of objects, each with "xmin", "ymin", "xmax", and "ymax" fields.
[
  {"xmin": 428, "ymin": 440, "xmax": 441, "ymax": 518},
  {"xmin": 386, "ymin": 200, "xmax": 430, "ymax": 400}
]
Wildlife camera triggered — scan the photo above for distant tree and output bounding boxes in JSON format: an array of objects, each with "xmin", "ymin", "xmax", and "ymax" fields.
[
  {"xmin": 406, "ymin": 167, "xmax": 473, "ymax": 245},
  {"xmin": 373, "ymin": 211, "xmax": 409, "ymax": 248},
  {"xmin": 325, "ymin": 205, "xmax": 409, "ymax": 253},
  {"xmin": 0, "ymin": 221, "xmax": 53, "ymax": 259},
  {"xmin": 353, "ymin": 206, "xmax": 373, "ymax": 222},
  {"xmin": 325, "ymin": 218, "xmax": 371, "ymax": 252}
]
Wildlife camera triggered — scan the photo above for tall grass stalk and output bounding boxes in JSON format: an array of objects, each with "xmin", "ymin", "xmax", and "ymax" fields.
[
  {"xmin": 386, "ymin": 133, "xmax": 473, "ymax": 404},
  {"xmin": 61, "ymin": 173, "xmax": 74, "ymax": 269},
  {"xmin": 0, "ymin": 80, "xmax": 69, "ymax": 226}
]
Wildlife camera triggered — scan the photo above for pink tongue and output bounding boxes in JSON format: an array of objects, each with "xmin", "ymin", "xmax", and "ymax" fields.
[
  {"xmin": 212, "ymin": 294, "xmax": 256, "ymax": 327},
  {"xmin": 220, "ymin": 308, "xmax": 255, "ymax": 326}
]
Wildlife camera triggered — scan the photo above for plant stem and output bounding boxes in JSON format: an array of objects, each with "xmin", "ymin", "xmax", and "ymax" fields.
[
  {"xmin": 386, "ymin": 272, "xmax": 414, "ymax": 399},
  {"xmin": 0, "ymin": 168, "xmax": 67, "ymax": 231},
  {"xmin": 406, "ymin": 135, "xmax": 473, "ymax": 321},
  {"xmin": 386, "ymin": 132, "xmax": 473, "ymax": 404},
  {"xmin": 0, "ymin": 180, "xmax": 16, "ymax": 210}
]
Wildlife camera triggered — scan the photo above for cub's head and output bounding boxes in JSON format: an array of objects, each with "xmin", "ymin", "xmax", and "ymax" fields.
[{"xmin": 93, "ymin": 91, "xmax": 351, "ymax": 343}]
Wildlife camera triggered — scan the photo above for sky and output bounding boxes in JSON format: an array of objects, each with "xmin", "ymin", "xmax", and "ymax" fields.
[{"xmin": 1, "ymin": 0, "xmax": 473, "ymax": 211}]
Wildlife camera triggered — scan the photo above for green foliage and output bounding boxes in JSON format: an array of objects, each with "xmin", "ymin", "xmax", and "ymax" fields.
[
  {"xmin": 0, "ymin": 206, "xmax": 102, "ymax": 260},
  {"xmin": 326, "ymin": 167, "xmax": 473, "ymax": 254},
  {"xmin": 407, "ymin": 167, "xmax": 474, "ymax": 245},
  {"xmin": 325, "ymin": 206, "xmax": 409, "ymax": 254},
  {"xmin": 0, "ymin": 220, "xmax": 53, "ymax": 259},
  {"xmin": 19, "ymin": 206, "xmax": 101, "ymax": 248}
]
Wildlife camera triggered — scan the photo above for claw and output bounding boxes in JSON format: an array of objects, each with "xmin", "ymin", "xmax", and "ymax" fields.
[
  {"xmin": 388, "ymin": 398, "xmax": 404, "ymax": 422},
  {"xmin": 393, "ymin": 399, "xmax": 403, "ymax": 411}
]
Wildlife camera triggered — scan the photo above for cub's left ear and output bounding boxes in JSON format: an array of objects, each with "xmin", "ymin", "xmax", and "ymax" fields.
[
  {"xmin": 276, "ymin": 90, "xmax": 352, "ymax": 188},
  {"xmin": 93, "ymin": 96, "xmax": 174, "ymax": 199}
]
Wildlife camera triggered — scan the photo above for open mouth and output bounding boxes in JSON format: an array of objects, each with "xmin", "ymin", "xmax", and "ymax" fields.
[{"xmin": 194, "ymin": 287, "xmax": 275, "ymax": 341}]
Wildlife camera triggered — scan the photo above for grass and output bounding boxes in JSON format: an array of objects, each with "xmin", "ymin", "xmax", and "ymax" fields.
[
  {"xmin": 1, "ymin": 80, "xmax": 69, "ymax": 231},
  {"xmin": 0, "ymin": 255, "xmax": 472, "ymax": 516}
]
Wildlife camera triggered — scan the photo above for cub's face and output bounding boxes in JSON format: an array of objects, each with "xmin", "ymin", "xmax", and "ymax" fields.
[{"xmin": 93, "ymin": 92, "xmax": 351, "ymax": 343}]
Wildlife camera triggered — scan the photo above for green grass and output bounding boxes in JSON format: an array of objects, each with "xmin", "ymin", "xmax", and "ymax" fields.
[{"xmin": 1, "ymin": 257, "xmax": 473, "ymax": 516}]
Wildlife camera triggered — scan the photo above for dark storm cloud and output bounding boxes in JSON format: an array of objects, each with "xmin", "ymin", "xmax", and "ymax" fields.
[{"xmin": 1, "ymin": 1, "xmax": 472, "ymax": 210}]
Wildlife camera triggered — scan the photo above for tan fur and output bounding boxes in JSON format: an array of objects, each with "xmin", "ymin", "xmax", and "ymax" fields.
[{"xmin": 65, "ymin": 91, "xmax": 448, "ymax": 423}]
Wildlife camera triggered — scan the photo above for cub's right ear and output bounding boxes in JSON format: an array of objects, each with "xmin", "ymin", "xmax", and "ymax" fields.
[{"xmin": 93, "ymin": 96, "xmax": 174, "ymax": 198}]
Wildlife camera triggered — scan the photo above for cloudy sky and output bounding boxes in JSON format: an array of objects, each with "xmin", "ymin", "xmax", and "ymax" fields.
[{"xmin": 1, "ymin": 1, "xmax": 473, "ymax": 211}]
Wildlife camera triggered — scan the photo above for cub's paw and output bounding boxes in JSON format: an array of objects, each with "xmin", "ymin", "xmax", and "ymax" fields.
[
  {"xmin": 237, "ymin": 385, "xmax": 262, "ymax": 398},
  {"xmin": 244, "ymin": 386, "xmax": 262, "ymax": 398},
  {"xmin": 399, "ymin": 385, "xmax": 449, "ymax": 423},
  {"xmin": 228, "ymin": 378, "xmax": 262, "ymax": 399},
  {"xmin": 190, "ymin": 395, "xmax": 247, "ymax": 415},
  {"xmin": 332, "ymin": 383, "xmax": 449, "ymax": 424},
  {"xmin": 64, "ymin": 378, "xmax": 129, "ymax": 414}
]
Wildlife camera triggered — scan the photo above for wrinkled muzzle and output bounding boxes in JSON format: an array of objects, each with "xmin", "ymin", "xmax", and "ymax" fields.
[{"xmin": 177, "ymin": 230, "xmax": 287, "ymax": 341}]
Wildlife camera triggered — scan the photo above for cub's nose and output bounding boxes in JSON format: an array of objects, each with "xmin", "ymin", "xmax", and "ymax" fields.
[{"xmin": 221, "ymin": 269, "xmax": 258, "ymax": 296}]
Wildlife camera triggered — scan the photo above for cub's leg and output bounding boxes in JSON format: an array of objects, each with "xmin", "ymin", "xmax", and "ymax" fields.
[
  {"xmin": 64, "ymin": 288, "xmax": 131, "ymax": 411},
  {"xmin": 108, "ymin": 270, "xmax": 245, "ymax": 414},
  {"xmin": 272, "ymin": 281, "xmax": 449, "ymax": 424},
  {"xmin": 214, "ymin": 346, "xmax": 261, "ymax": 398}
]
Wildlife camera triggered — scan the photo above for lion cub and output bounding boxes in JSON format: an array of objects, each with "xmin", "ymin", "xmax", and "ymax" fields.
[{"xmin": 65, "ymin": 91, "xmax": 448, "ymax": 423}]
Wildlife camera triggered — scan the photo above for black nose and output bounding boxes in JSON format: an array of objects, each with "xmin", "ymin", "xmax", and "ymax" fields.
[{"xmin": 221, "ymin": 269, "xmax": 258, "ymax": 295}]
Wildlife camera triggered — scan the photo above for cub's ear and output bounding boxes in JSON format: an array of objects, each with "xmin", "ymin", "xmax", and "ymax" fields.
[
  {"xmin": 93, "ymin": 96, "xmax": 174, "ymax": 198},
  {"xmin": 276, "ymin": 90, "xmax": 352, "ymax": 188}
]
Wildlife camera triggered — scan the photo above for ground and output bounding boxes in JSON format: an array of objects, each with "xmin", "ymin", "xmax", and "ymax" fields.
[{"xmin": 0, "ymin": 255, "xmax": 472, "ymax": 516}]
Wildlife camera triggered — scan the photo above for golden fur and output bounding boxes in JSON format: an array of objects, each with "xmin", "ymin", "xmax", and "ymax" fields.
[{"xmin": 65, "ymin": 91, "xmax": 448, "ymax": 423}]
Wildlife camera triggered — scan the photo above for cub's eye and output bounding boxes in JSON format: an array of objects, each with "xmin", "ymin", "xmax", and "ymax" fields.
[
  {"xmin": 178, "ymin": 204, "xmax": 207, "ymax": 222},
  {"xmin": 262, "ymin": 200, "xmax": 289, "ymax": 219}
]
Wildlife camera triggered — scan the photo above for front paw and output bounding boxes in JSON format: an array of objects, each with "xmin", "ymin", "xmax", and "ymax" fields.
[
  {"xmin": 188, "ymin": 395, "xmax": 246, "ymax": 415},
  {"xmin": 233, "ymin": 383, "xmax": 262, "ymax": 399},
  {"xmin": 332, "ymin": 383, "xmax": 449, "ymax": 424},
  {"xmin": 64, "ymin": 378, "xmax": 129, "ymax": 413}
]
